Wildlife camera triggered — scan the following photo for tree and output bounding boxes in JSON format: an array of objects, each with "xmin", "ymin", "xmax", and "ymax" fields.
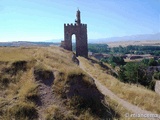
[
  {"xmin": 108, "ymin": 56, "xmax": 125, "ymax": 66},
  {"xmin": 137, "ymin": 63, "xmax": 152, "ymax": 86},
  {"xmin": 118, "ymin": 66, "xmax": 127, "ymax": 82},
  {"xmin": 141, "ymin": 59, "xmax": 149, "ymax": 66},
  {"xmin": 148, "ymin": 58, "xmax": 158, "ymax": 66},
  {"xmin": 124, "ymin": 62, "xmax": 138, "ymax": 84},
  {"xmin": 158, "ymin": 59, "xmax": 160, "ymax": 65},
  {"xmin": 123, "ymin": 62, "xmax": 152, "ymax": 87},
  {"xmin": 88, "ymin": 44, "xmax": 109, "ymax": 53},
  {"xmin": 154, "ymin": 72, "xmax": 160, "ymax": 80}
]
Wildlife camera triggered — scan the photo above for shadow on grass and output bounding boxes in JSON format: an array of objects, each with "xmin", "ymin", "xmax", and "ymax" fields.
[{"xmin": 66, "ymin": 74, "xmax": 120, "ymax": 119}]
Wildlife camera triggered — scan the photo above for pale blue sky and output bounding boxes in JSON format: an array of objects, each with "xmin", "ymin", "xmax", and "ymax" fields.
[{"xmin": 0, "ymin": 0, "xmax": 159, "ymax": 42}]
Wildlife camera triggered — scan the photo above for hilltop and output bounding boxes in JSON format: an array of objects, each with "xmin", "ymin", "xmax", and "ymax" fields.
[
  {"xmin": 0, "ymin": 46, "xmax": 160, "ymax": 120},
  {"xmin": 0, "ymin": 46, "xmax": 121, "ymax": 120}
]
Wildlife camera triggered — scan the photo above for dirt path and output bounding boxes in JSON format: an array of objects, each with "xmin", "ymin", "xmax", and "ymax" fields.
[
  {"xmin": 37, "ymin": 82, "xmax": 55, "ymax": 120},
  {"xmin": 155, "ymin": 81, "xmax": 160, "ymax": 95},
  {"xmin": 79, "ymin": 60, "xmax": 160, "ymax": 120},
  {"xmin": 37, "ymin": 76, "xmax": 56, "ymax": 120},
  {"xmin": 36, "ymin": 71, "xmax": 69, "ymax": 120}
]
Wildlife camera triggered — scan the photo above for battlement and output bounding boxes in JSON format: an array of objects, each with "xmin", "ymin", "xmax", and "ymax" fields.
[
  {"xmin": 64, "ymin": 23, "xmax": 76, "ymax": 27},
  {"xmin": 64, "ymin": 23, "xmax": 87, "ymax": 29},
  {"xmin": 81, "ymin": 24, "xmax": 87, "ymax": 28}
]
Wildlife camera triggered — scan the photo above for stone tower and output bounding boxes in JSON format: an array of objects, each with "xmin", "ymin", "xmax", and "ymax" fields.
[{"xmin": 61, "ymin": 10, "xmax": 88, "ymax": 58}]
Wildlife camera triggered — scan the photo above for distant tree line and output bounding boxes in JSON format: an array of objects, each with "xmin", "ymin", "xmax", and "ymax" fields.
[
  {"xmin": 84, "ymin": 44, "xmax": 160, "ymax": 55},
  {"xmin": 101, "ymin": 56, "xmax": 125, "ymax": 68},
  {"xmin": 88, "ymin": 44, "xmax": 110, "ymax": 53},
  {"xmin": 111, "ymin": 45, "xmax": 160, "ymax": 55},
  {"xmin": 73, "ymin": 43, "xmax": 110, "ymax": 53}
]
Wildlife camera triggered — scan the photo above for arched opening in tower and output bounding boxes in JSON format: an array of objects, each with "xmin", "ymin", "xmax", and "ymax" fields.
[{"xmin": 72, "ymin": 34, "xmax": 76, "ymax": 54}]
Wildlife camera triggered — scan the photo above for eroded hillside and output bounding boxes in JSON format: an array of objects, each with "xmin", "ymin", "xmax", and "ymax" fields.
[{"xmin": 0, "ymin": 46, "xmax": 125, "ymax": 120}]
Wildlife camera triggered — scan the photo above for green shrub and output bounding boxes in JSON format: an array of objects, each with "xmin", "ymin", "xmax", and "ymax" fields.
[
  {"xmin": 154, "ymin": 72, "xmax": 160, "ymax": 80},
  {"xmin": 148, "ymin": 80, "xmax": 156, "ymax": 90}
]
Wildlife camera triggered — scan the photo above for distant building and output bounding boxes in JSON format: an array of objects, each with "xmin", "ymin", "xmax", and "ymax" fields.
[{"xmin": 92, "ymin": 53, "xmax": 104, "ymax": 60}]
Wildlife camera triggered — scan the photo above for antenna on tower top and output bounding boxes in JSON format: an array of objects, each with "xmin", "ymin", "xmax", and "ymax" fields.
[{"xmin": 76, "ymin": 7, "xmax": 81, "ymax": 25}]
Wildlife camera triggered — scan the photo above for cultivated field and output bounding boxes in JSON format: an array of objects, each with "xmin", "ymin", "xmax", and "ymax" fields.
[{"xmin": 107, "ymin": 40, "xmax": 160, "ymax": 47}]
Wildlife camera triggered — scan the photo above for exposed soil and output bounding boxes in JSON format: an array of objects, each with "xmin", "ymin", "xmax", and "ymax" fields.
[
  {"xmin": 34, "ymin": 70, "xmax": 71, "ymax": 120},
  {"xmin": 34, "ymin": 70, "xmax": 55, "ymax": 120},
  {"xmin": 37, "ymin": 82, "xmax": 55, "ymax": 120},
  {"xmin": 155, "ymin": 81, "xmax": 160, "ymax": 96},
  {"xmin": 64, "ymin": 74, "xmax": 118, "ymax": 119}
]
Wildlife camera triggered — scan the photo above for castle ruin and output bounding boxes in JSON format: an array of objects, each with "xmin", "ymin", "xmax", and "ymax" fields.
[{"xmin": 61, "ymin": 10, "xmax": 88, "ymax": 58}]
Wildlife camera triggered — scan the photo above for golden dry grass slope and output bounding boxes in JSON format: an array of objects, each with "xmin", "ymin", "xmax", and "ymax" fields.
[
  {"xmin": 78, "ymin": 57, "xmax": 160, "ymax": 115},
  {"xmin": 0, "ymin": 46, "xmax": 134, "ymax": 120}
]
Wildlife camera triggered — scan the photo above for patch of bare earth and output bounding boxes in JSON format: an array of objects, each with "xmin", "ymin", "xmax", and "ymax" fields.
[
  {"xmin": 34, "ymin": 70, "xmax": 70, "ymax": 120},
  {"xmin": 34, "ymin": 70, "xmax": 55, "ymax": 120},
  {"xmin": 37, "ymin": 81, "xmax": 55, "ymax": 119},
  {"xmin": 155, "ymin": 81, "xmax": 160, "ymax": 96}
]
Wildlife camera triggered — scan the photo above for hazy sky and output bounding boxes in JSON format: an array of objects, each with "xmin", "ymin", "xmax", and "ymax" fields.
[{"xmin": 0, "ymin": 0, "xmax": 159, "ymax": 42}]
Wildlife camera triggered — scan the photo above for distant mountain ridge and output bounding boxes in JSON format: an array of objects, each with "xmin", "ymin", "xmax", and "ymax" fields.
[
  {"xmin": 89, "ymin": 33, "xmax": 160, "ymax": 43},
  {"xmin": 0, "ymin": 33, "xmax": 159, "ymax": 45},
  {"xmin": 0, "ymin": 41, "xmax": 60, "ymax": 47}
]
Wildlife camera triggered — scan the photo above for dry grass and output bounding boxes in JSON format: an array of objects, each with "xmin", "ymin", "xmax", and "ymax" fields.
[
  {"xmin": 107, "ymin": 40, "xmax": 160, "ymax": 47},
  {"xmin": 0, "ymin": 46, "xmax": 146, "ymax": 120},
  {"xmin": 18, "ymin": 68, "xmax": 39, "ymax": 102},
  {"xmin": 0, "ymin": 47, "xmax": 37, "ymax": 62},
  {"xmin": 0, "ymin": 46, "xmax": 101, "ymax": 119},
  {"xmin": 44, "ymin": 104, "xmax": 63, "ymax": 120},
  {"xmin": 7, "ymin": 101, "xmax": 38, "ymax": 120},
  {"xmin": 79, "ymin": 57, "xmax": 160, "ymax": 114},
  {"xmin": 105, "ymin": 96, "xmax": 145, "ymax": 120},
  {"xmin": 0, "ymin": 47, "xmax": 55, "ymax": 119}
]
